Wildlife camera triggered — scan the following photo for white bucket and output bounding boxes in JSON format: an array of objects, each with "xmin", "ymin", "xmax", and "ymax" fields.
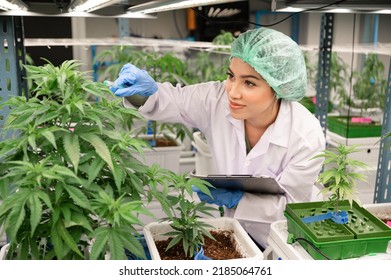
[{"xmin": 191, "ymin": 140, "xmax": 217, "ymax": 175}]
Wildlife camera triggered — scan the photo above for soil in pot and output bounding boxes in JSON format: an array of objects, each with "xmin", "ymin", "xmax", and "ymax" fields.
[
  {"xmin": 155, "ymin": 230, "xmax": 244, "ymax": 260},
  {"xmin": 155, "ymin": 137, "xmax": 177, "ymax": 147}
]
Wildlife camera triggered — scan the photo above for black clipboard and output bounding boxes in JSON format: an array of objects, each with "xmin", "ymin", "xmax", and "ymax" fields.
[{"xmin": 190, "ymin": 173, "xmax": 285, "ymax": 195}]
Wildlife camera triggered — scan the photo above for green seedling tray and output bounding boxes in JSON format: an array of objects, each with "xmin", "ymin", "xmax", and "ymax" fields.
[
  {"xmin": 327, "ymin": 116, "xmax": 382, "ymax": 138},
  {"xmin": 284, "ymin": 200, "xmax": 391, "ymax": 260}
]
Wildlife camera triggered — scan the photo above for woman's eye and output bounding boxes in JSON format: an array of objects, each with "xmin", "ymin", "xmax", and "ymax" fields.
[
  {"xmin": 245, "ymin": 80, "xmax": 255, "ymax": 87},
  {"xmin": 226, "ymin": 72, "xmax": 233, "ymax": 79}
]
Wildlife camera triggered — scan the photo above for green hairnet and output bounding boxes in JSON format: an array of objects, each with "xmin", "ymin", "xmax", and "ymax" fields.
[{"xmin": 230, "ymin": 28, "xmax": 307, "ymax": 101}]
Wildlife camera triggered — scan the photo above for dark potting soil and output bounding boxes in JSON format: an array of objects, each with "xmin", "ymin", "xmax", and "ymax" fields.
[{"xmin": 154, "ymin": 230, "xmax": 244, "ymax": 260}]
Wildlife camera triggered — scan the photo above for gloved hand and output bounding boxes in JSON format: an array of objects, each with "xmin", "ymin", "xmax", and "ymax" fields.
[
  {"xmin": 193, "ymin": 187, "xmax": 244, "ymax": 209},
  {"xmin": 110, "ymin": 63, "xmax": 158, "ymax": 97}
]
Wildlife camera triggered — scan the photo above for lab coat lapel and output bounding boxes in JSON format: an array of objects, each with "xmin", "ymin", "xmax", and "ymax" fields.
[{"xmin": 225, "ymin": 106, "xmax": 247, "ymax": 154}]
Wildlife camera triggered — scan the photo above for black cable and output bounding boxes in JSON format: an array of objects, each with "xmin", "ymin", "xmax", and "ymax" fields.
[
  {"xmin": 191, "ymin": 0, "xmax": 348, "ymax": 28},
  {"xmin": 294, "ymin": 237, "xmax": 331, "ymax": 260}
]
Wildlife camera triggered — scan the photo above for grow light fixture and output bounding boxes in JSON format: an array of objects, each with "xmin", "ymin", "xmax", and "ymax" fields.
[
  {"xmin": 0, "ymin": 0, "xmax": 28, "ymax": 11},
  {"xmin": 68, "ymin": 0, "xmax": 120, "ymax": 12},
  {"xmin": 276, "ymin": 0, "xmax": 391, "ymax": 14},
  {"xmin": 127, "ymin": 0, "xmax": 246, "ymax": 14}
]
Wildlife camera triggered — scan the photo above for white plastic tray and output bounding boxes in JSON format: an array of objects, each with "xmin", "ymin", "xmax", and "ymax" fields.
[
  {"xmin": 264, "ymin": 220, "xmax": 313, "ymax": 260},
  {"xmin": 264, "ymin": 219, "xmax": 391, "ymax": 260},
  {"xmin": 143, "ymin": 217, "xmax": 263, "ymax": 260}
]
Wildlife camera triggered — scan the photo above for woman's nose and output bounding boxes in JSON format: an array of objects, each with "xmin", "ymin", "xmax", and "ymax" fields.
[{"xmin": 227, "ymin": 82, "xmax": 241, "ymax": 99}]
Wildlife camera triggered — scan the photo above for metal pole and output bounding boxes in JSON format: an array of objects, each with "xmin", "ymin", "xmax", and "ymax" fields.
[
  {"xmin": 373, "ymin": 57, "xmax": 391, "ymax": 203},
  {"xmin": 0, "ymin": 16, "xmax": 26, "ymax": 140},
  {"xmin": 315, "ymin": 13, "xmax": 334, "ymax": 136}
]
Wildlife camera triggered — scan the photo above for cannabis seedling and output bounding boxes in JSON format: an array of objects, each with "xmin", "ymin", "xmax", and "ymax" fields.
[
  {"xmin": 160, "ymin": 173, "xmax": 218, "ymax": 258},
  {"xmin": 312, "ymin": 144, "xmax": 368, "ymax": 213}
]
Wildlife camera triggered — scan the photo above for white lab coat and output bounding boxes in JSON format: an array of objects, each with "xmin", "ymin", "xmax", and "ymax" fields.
[{"xmin": 124, "ymin": 81, "xmax": 326, "ymax": 249}]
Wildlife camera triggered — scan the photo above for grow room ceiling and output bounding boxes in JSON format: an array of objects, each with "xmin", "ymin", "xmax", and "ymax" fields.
[{"xmin": 0, "ymin": 0, "xmax": 390, "ymax": 17}]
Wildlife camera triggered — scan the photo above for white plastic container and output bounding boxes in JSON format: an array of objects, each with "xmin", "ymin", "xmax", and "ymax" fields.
[
  {"xmin": 192, "ymin": 132, "xmax": 217, "ymax": 175},
  {"xmin": 352, "ymin": 164, "xmax": 378, "ymax": 204},
  {"xmin": 0, "ymin": 243, "xmax": 9, "ymax": 260},
  {"xmin": 136, "ymin": 134, "xmax": 185, "ymax": 173},
  {"xmin": 338, "ymin": 104, "xmax": 383, "ymax": 123},
  {"xmin": 326, "ymin": 130, "xmax": 380, "ymax": 165},
  {"xmin": 264, "ymin": 219, "xmax": 391, "ymax": 260},
  {"xmin": 191, "ymin": 141, "xmax": 217, "ymax": 175},
  {"xmin": 193, "ymin": 131, "xmax": 210, "ymax": 153},
  {"xmin": 264, "ymin": 220, "xmax": 313, "ymax": 260},
  {"xmin": 179, "ymin": 150, "xmax": 196, "ymax": 173},
  {"xmin": 364, "ymin": 202, "xmax": 391, "ymax": 223},
  {"xmin": 143, "ymin": 217, "xmax": 264, "ymax": 260}
]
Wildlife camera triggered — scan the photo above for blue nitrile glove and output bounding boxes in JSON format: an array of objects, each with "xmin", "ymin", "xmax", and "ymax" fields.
[
  {"xmin": 110, "ymin": 63, "xmax": 158, "ymax": 97},
  {"xmin": 193, "ymin": 187, "xmax": 244, "ymax": 209}
]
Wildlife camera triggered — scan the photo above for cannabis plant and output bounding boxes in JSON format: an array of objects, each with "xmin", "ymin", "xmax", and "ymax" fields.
[
  {"xmin": 0, "ymin": 59, "xmax": 174, "ymax": 260},
  {"xmin": 212, "ymin": 30, "xmax": 235, "ymax": 52},
  {"xmin": 312, "ymin": 144, "xmax": 368, "ymax": 213},
  {"xmin": 351, "ymin": 53, "xmax": 387, "ymax": 112},
  {"xmin": 93, "ymin": 45, "xmax": 147, "ymax": 82},
  {"xmin": 160, "ymin": 173, "xmax": 218, "ymax": 258},
  {"xmin": 94, "ymin": 47, "xmax": 193, "ymax": 146}
]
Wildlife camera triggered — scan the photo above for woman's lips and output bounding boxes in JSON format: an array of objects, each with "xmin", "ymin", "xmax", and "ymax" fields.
[{"xmin": 229, "ymin": 101, "xmax": 245, "ymax": 110}]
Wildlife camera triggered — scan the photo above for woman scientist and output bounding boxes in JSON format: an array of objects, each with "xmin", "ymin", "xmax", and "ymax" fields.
[{"xmin": 110, "ymin": 27, "xmax": 326, "ymax": 249}]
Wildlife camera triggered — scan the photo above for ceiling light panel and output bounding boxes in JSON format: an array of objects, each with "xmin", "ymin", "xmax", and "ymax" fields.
[
  {"xmin": 128, "ymin": 0, "xmax": 246, "ymax": 14},
  {"xmin": 0, "ymin": 0, "xmax": 28, "ymax": 11},
  {"xmin": 68, "ymin": 0, "xmax": 120, "ymax": 12}
]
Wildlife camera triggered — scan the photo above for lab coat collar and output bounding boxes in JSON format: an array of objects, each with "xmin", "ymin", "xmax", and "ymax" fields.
[
  {"xmin": 225, "ymin": 103, "xmax": 247, "ymax": 152},
  {"xmin": 225, "ymin": 102, "xmax": 243, "ymax": 131},
  {"xmin": 269, "ymin": 100, "xmax": 291, "ymax": 148}
]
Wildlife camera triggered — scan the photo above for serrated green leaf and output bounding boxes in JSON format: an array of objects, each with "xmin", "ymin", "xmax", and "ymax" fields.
[
  {"xmin": 51, "ymin": 165, "xmax": 81, "ymax": 183},
  {"xmin": 27, "ymin": 135, "xmax": 37, "ymax": 151},
  {"xmin": 62, "ymin": 184, "xmax": 92, "ymax": 210},
  {"xmin": 57, "ymin": 220, "xmax": 84, "ymax": 258},
  {"xmin": 50, "ymin": 226, "xmax": 64, "ymax": 259},
  {"xmin": 63, "ymin": 133, "xmax": 80, "ymax": 173},
  {"xmin": 90, "ymin": 228, "xmax": 110, "ymax": 260},
  {"xmin": 6, "ymin": 199, "xmax": 26, "ymax": 240},
  {"xmin": 108, "ymin": 230, "xmax": 126, "ymax": 260},
  {"xmin": 121, "ymin": 234, "xmax": 146, "ymax": 259},
  {"xmin": 65, "ymin": 212, "xmax": 93, "ymax": 232},
  {"xmin": 28, "ymin": 193, "xmax": 42, "ymax": 237},
  {"xmin": 80, "ymin": 133, "xmax": 114, "ymax": 171},
  {"xmin": 86, "ymin": 157, "xmax": 105, "ymax": 185},
  {"xmin": 36, "ymin": 190, "xmax": 53, "ymax": 211}
]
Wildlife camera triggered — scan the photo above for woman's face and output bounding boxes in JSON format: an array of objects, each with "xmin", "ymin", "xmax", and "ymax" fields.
[{"xmin": 225, "ymin": 57, "xmax": 277, "ymax": 122}]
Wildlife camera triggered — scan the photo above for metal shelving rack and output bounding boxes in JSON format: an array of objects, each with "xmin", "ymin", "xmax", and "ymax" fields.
[
  {"xmin": 0, "ymin": 16, "xmax": 27, "ymax": 141},
  {"xmin": 374, "ymin": 61, "xmax": 391, "ymax": 203},
  {"xmin": 314, "ymin": 13, "xmax": 391, "ymax": 203},
  {"xmin": 314, "ymin": 13, "xmax": 334, "ymax": 136},
  {"xmin": 0, "ymin": 13, "xmax": 390, "ymax": 202}
]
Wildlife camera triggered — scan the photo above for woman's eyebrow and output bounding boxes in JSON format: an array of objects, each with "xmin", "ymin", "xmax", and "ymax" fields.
[
  {"xmin": 241, "ymin": 74, "xmax": 261, "ymax": 80},
  {"xmin": 227, "ymin": 67, "xmax": 261, "ymax": 80}
]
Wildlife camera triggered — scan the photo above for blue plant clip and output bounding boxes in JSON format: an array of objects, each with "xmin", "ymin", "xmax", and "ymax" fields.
[
  {"xmin": 331, "ymin": 211, "xmax": 348, "ymax": 224},
  {"xmin": 301, "ymin": 210, "xmax": 349, "ymax": 224},
  {"xmin": 301, "ymin": 212, "xmax": 332, "ymax": 224},
  {"xmin": 194, "ymin": 246, "xmax": 212, "ymax": 260}
]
